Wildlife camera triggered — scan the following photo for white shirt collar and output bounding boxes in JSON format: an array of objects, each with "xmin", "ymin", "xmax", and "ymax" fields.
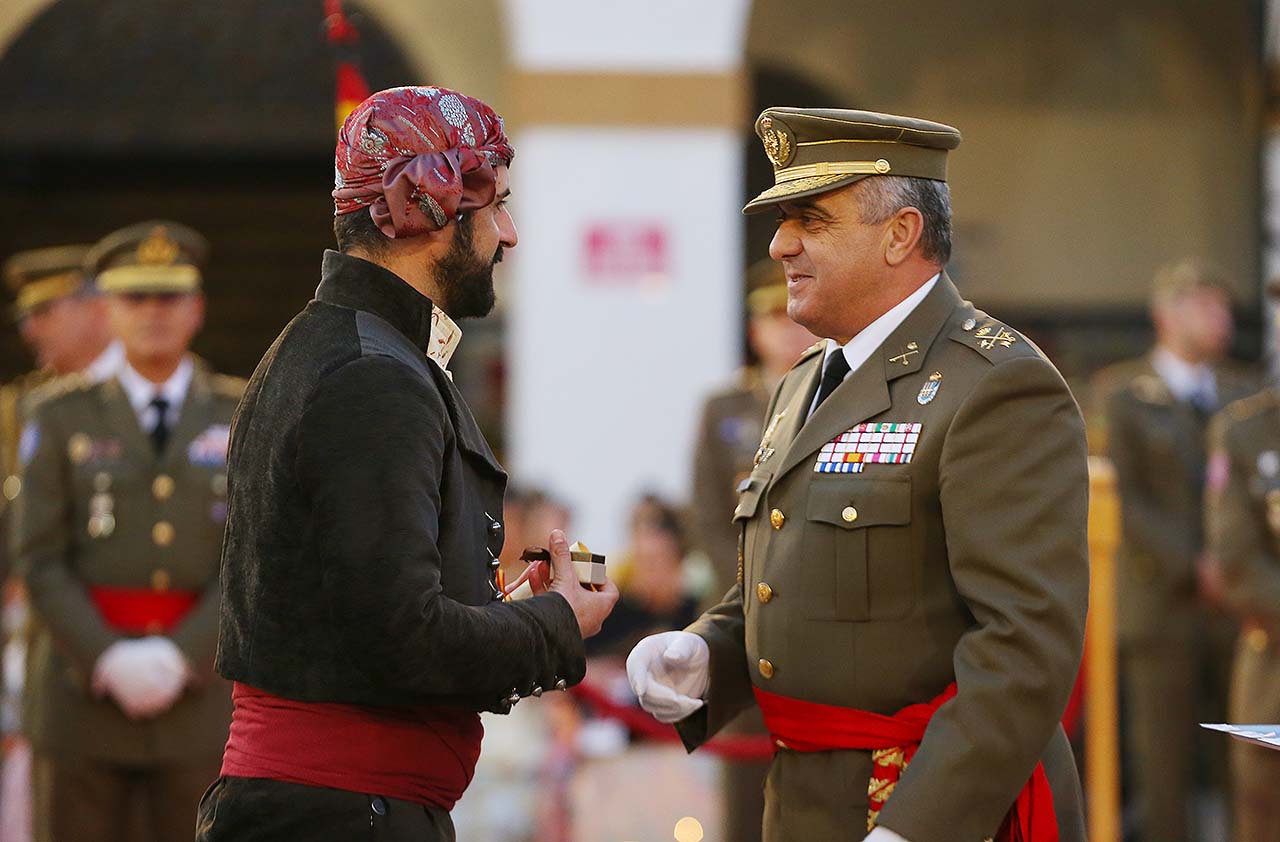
[
  {"xmin": 809, "ymin": 274, "xmax": 939, "ymax": 417},
  {"xmin": 83, "ymin": 340, "xmax": 125, "ymax": 384},
  {"xmin": 426, "ymin": 306, "xmax": 462, "ymax": 378},
  {"xmin": 1151, "ymin": 346, "xmax": 1216, "ymax": 405},
  {"xmin": 116, "ymin": 356, "xmax": 195, "ymax": 423}
]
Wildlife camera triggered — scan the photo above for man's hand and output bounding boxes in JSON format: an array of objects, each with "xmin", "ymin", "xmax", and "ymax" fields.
[
  {"xmin": 91, "ymin": 636, "xmax": 190, "ymax": 720},
  {"xmin": 547, "ymin": 529, "xmax": 618, "ymax": 637},
  {"xmin": 626, "ymin": 631, "xmax": 709, "ymax": 723}
]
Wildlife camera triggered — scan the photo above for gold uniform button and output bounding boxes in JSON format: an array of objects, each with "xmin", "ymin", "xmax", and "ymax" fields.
[
  {"xmin": 758, "ymin": 658, "xmax": 774, "ymax": 679},
  {"xmin": 1248, "ymin": 627, "xmax": 1270, "ymax": 653},
  {"xmin": 68, "ymin": 433, "xmax": 92, "ymax": 464},
  {"xmin": 842, "ymin": 506, "xmax": 858, "ymax": 523},
  {"xmin": 152, "ymin": 521, "xmax": 175, "ymax": 547},
  {"xmin": 151, "ymin": 569, "xmax": 171, "ymax": 593},
  {"xmin": 3, "ymin": 475, "xmax": 21, "ymax": 502},
  {"xmin": 770, "ymin": 509, "xmax": 785, "ymax": 530},
  {"xmin": 757, "ymin": 583, "xmax": 774, "ymax": 604},
  {"xmin": 152, "ymin": 474, "xmax": 175, "ymax": 501}
]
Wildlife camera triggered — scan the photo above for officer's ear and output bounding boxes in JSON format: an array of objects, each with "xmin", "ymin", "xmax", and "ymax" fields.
[{"xmin": 882, "ymin": 206, "xmax": 925, "ymax": 268}]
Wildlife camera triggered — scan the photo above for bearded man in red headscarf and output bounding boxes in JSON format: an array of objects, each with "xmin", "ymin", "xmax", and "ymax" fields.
[{"xmin": 195, "ymin": 87, "xmax": 618, "ymax": 842}]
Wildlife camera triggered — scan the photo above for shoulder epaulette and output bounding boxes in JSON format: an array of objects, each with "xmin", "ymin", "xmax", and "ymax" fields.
[
  {"xmin": 949, "ymin": 311, "xmax": 1038, "ymax": 364},
  {"xmin": 211, "ymin": 373, "xmax": 247, "ymax": 399},
  {"xmin": 1224, "ymin": 388, "xmax": 1280, "ymax": 424},
  {"xmin": 23, "ymin": 372, "xmax": 95, "ymax": 414}
]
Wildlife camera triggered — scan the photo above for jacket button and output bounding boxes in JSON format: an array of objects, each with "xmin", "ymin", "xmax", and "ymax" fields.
[
  {"xmin": 152, "ymin": 474, "xmax": 175, "ymax": 501},
  {"xmin": 1248, "ymin": 627, "xmax": 1270, "ymax": 653},
  {"xmin": 756, "ymin": 583, "xmax": 774, "ymax": 604},
  {"xmin": 151, "ymin": 569, "xmax": 171, "ymax": 593},
  {"xmin": 152, "ymin": 521, "xmax": 175, "ymax": 547},
  {"xmin": 842, "ymin": 506, "xmax": 858, "ymax": 523},
  {"xmin": 370, "ymin": 796, "xmax": 387, "ymax": 816},
  {"xmin": 531, "ymin": 685, "xmax": 543, "ymax": 697},
  {"xmin": 2, "ymin": 475, "xmax": 19, "ymax": 502},
  {"xmin": 769, "ymin": 509, "xmax": 785, "ymax": 530},
  {"xmin": 555, "ymin": 678, "xmax": 568, "ymax": 691},
  {"xmin": 758, "ymin": 658, "xmax": 775, "ymax": 679},
  {"xmin": 506, "ymin": 690, "xmax": 521, "ymax": 707},
  {"xmin": 489, "ymin": 556, "xmax": 501, "ymax": 571}
]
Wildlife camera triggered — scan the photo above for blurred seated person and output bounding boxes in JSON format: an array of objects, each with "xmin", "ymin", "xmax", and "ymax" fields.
[{"xmin": 587, "ymin": 495, "xmax": 700, "ymax": 658}]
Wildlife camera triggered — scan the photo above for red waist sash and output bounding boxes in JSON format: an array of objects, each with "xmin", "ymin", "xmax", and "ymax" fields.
[
  {"xmin": 220, "ymin": 683, "xmax": 483, "ymax": 811},
  {"xmin": 89, "ymin": 586, "xmax": 199, "ymax": 634},
  {"xmin": 753, "ymin": 683, "xmax": 1058, "ymax": 841}
]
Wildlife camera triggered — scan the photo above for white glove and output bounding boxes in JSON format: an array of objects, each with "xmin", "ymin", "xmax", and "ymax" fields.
[
  {"xmin": 626, "ymin": 631, "xmax": 710, "ymax": 724},
  {"xmin": 92, "ymin": 636, "xmax": 190, "ymax": 720},
  {"xmin": 864, "ymin": 827, "xmax": 911, "ymax": 842}
]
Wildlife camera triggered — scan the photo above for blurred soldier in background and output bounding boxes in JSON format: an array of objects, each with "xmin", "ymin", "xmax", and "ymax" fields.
[
  {"xmin": 690, "ymin": 259, "xmax": 817, "ymax": 605},
  {"xmin": 2, "ymin": 245, "xmax": 122, "ymax": 577},
  {"xmin": 1104, "ymin": 259, "xmax": 1256, "ymax": 842},
  {"xmin": 687, "ymin": 260, "xmax": 814, "ymax": 842},
  {"xmin": 1205, "ymin": 277, "xmax": 1280, "ymax": 842},
  {"xmin": 13, "ymin": 221, "xmax": 242, "ymax": 842}
]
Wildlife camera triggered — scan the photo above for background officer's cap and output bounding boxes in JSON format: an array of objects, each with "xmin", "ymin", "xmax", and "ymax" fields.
[
  {"xmin": 1150, "ymin": 258, "xmax": 1232, "ymax": 309},
  {"xmin": 744, "ymin": 108, "xmax": 962, "ymax": 214},
  {"xmin": 745, "ymin": 258, "xmax": 788, "ymax": 317},
  {"xmin": 3, "ymin": 244, "xmax": 93, "ymax": 320},
  {"xmin": 87, "ymin": 220, "xmax": 209, "ymax": 296}
]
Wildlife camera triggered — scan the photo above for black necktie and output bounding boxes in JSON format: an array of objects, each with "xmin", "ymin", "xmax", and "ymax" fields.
[
  {"xmin": 813, "ymin": 351, "xmax": 851, "ymax": 412},
  {"xmin": 149, "ymin": 396, "xmax": 170, "ymax": 454}
]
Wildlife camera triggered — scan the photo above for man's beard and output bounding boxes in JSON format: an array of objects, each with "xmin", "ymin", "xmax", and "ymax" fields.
[{"xmin": 433, "ymin": 217, "xmax": 502, "ymax": 319}]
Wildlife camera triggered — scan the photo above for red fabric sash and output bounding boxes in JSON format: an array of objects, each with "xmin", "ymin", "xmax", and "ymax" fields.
[
  {"xmin": 753, "ymin": 683, "xmax": 1058, "ymax": 842},
  {"xmin": 220, "ymin": 683, "xmax": 483, "ymax": 810},
  {"xmin": 89, "ymin": 586, "xmax": 199, "ymax": 634}
]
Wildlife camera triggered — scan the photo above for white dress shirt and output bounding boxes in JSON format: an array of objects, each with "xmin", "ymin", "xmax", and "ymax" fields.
[
  {"xmin": 115, "ymin": 356, "xmax": 194, "ymax": 434},
  {"xmin": 1150, "ymin": 346, "xmax": 1216, "ymax": 407},
  {"xmin": 808, "ymin": 274, "xmax": 940, "ymax": 417},
  {"xmin": 83, "ymin": 340, "xmax": 125, "ymax": 384}
]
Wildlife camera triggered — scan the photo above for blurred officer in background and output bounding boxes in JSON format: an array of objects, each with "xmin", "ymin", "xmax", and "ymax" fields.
[
  {"xmin": 1104, "ymin": 259, "xmax": 1256, "ymax": 842},
  {"xmin": 1205, "ymin": 276, "xmax": 1280, "ymax": 842},
  {"xmin": 687, "ymin": 259, "xmax": 814, "ymax": 842},
  {"xmin": 2, "ymin": 245, "xmax": 122, "ymax": 577},
  {"xmin": 13, "ymin": 221, "xmax": 242, "ymax": 842},
  {"xmin": 690, "ymin": 258, "xmax": 817, "ymax": 605}
]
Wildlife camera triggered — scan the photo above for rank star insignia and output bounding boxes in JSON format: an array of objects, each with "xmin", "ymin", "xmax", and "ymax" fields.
[{"xmin": 917, "ymin": 371, "xmax": 942, "ymax": 405}]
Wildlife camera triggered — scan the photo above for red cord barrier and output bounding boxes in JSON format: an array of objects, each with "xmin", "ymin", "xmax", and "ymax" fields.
[{"xmin": 568, "ymin": 680, "xmax": 776, "ymax": 762}]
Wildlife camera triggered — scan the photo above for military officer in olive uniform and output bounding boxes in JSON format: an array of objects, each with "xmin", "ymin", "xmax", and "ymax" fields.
[
  {"xmin": 1103, "ymin": 260, "xmax": 1256, "ymax": 842},
  {"xmin": 630, "ymin": 109, "xmax": 1089, "ymax": 842},
  {"xmin": 13, "ymin": 221, "xmax": 242, "ymax": 842},
  {"xmin": 1205, "ymin": 275, "xmax": 1280, "ymax": 842},
  {"xmin": 2, "ymin": 244, "xmax": 122, "ymax": 577},
  {"xmin": 689, "ymin": 260, "xmax": 815, "ymax": 842}
]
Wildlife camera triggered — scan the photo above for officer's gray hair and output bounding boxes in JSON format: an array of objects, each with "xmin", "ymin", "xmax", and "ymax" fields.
[{"xmin": 854, "ymin": 176, "xmax": 952, "ymax": 265}]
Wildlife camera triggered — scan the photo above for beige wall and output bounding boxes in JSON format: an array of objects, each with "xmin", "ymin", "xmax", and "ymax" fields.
[{"xmin": 747, "ymin": 0, "xmax": 1262, "ymax": 310}]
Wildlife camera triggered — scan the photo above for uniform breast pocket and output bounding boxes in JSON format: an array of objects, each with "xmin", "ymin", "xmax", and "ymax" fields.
[{"xmin": 805, "ymin": 477, "xmax": 913, "ymax": 621}]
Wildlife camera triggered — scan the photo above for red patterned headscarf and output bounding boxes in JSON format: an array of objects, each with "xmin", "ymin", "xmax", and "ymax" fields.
[{"xmin": 332, "ymin": 86, "xmax": 514, "ymax": 239}]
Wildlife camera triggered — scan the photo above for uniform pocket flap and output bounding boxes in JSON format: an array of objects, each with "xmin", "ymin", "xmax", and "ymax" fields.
[
  {"xmin": 734, "ymin": 477, "xmax": 766, "ymax": 521},
  {"xmin": 806, "ymin": 477, "xmax": 911, "ymax": 529}
]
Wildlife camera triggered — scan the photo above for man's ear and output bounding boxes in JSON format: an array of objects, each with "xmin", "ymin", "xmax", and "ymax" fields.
[{"xmin": 883, "ymin": 207, "xmax": 925, "ymax": 267}]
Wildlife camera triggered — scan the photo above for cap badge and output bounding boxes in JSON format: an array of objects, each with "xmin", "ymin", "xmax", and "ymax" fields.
[
  {"xmin": 137, "ymin": 226, "xmax": 180, "ymax": 266},
  {"xmin": 759, "ymin": 116, "xmax": 793, "ymax": 170}
]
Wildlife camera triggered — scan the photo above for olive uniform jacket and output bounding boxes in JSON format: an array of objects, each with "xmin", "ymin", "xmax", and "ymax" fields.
[
  {"xmin": 675, "ymin": 276, "xmax": 1089, "ymax": 842},
  {"xmin": 1104, "ymin": 357, "xmax": 1256, "ymax": 644},
  {"xmin": 12, "ymin": 363, "xmax": 243, "ymax": 764},
  {"xmin": 1207, "ymin": 389, "xmax": 1280, "ymax": 722},
  {"xmin": 691, "ymin": 369, "xmax": 770, "ymax": 605},
  {"xmin": 215, "ymin": 251, "xmax": 584, "ymax": 713},
  {"xmin": 1, "ymin": 369, "xmax": 55, "ymax": 580}
]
